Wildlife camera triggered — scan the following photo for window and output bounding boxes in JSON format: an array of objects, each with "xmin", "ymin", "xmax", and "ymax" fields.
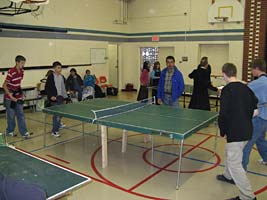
[{"xmin": 141, "ymin": 47, "xmax": 159, "ymax": 66}]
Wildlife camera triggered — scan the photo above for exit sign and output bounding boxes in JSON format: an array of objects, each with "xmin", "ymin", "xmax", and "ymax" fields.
[{"xmin": 152, "ymin": 35, "xmax": 160, "ymax": 42}]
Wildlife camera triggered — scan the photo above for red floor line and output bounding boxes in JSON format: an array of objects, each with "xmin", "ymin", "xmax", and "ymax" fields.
[
  {"xmin": 46, "ymin": 154, "xmax": 71, "ymax": 164},
  {"xmin": 16, "ymin": 136, "xmax": 267, "ymax": 199},
  {"xmin": 19, "ymin": 147, "xmax": 166, "ymax": 199},
  {"xmin": 142, "ymin": 143, "xmax": 221, "ymax": 173},
  {"xmin": 127, "ymin": 135, "xmax": 213, "ymax": 191},
  {"xmin": 90, "ymin": 136, "xmax": 168, "ymax": 200},
  {"xmin": 255, "ymin": 185, "xmax": 267, "ymax": 195}
]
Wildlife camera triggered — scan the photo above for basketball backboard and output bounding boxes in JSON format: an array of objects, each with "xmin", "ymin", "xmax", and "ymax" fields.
[
  {"xmin": 0, "ymin": 0, "xmax": 49, "ymax": 16},
  {"xmin": 208, "ymin": 0, "xmax": 244, "ymax": 24}
]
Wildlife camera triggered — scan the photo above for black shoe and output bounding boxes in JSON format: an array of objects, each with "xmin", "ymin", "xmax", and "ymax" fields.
[
  {"xmin": 216, "ymin": 174, "xmax": 235, "ymax": 185},
  {"xmin": 226, "ymin": 197, "xmax": 256, "ymax": 200},
  {"xmin": 226, "ymin": 197, "xmax": 240, "ymax": 200}
]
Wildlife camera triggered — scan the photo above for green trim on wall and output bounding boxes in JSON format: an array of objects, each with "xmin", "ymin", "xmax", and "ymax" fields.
[{"xmin": 0, "ymin": 22, "xmax": 244, "ymax": 37}]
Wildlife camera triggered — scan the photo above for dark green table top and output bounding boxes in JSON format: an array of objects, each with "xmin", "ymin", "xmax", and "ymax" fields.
[
  {"xmin": 43, "ymin": 99, "xmax": 218, "ymax": 140},
  {"xmin": 0, "ymin": 146, "xmax": 90, "ymax": 199}
]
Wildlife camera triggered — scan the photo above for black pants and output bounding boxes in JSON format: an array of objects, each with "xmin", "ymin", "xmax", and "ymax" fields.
[{"xmin": 137, "ymin": 86, "xmax": 148, "ymax": 101}]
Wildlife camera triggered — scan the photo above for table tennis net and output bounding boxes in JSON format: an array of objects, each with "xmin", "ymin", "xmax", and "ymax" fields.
[{"xmin": 92, "ymin": 97, "xmax": 155, "ymax": 121}]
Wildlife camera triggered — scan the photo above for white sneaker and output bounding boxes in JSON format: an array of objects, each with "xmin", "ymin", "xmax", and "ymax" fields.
[
  {"xmin": 22, "ymin": 132, "xmax": 30, "ymax": 139},
  {"xmin": 51, "ymin": 132, "xmax": 61, "ymax": 137},
  {"xmin": 59, "ymin": 123, "xmax": 66, "ymax": 129},
  {"xmin": 7, "ymin": 132, "xmax": 17, "ymax": 137},
  {"xmin": 258, "ymin": 159, "xmax": 267, "ymax": 165}
]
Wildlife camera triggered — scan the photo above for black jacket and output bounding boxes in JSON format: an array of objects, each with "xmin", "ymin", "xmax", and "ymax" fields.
[
  {"xmin": 45, "ymin": 73, "xmax": 66, "ymax": 102},
  {"xmin": 66, "ymin": 74, "xmax": 83, "ymax": 91},
  {"xmin": 188, "ymin": 67, "xmax": 217, "ymax": 111},
  {"xmin": 218, "ymin": 82, "xmax": 258, "ymax": 143}
]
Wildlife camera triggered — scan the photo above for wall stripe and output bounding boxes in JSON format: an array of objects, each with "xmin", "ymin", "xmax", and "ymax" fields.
[
  {"xmin": 0, "ymin": 22, "xmax": 244, "ymax": 37},
  {"xmin": 0, "ymin": 30, "xmax": 243, "ymax": 42}
]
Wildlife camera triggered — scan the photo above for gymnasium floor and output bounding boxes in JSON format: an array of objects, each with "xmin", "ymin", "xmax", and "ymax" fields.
[{"xmin": 0, "ymin": 92, "xmax": 266, "ymax": 200}]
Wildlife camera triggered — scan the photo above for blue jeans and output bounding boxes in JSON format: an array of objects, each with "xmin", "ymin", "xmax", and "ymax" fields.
[
  {"xmin": 51, "ymin": 99, "xmax": 64, "ymax": 133},
  {"xmin": 242, "ymin": 117, "xmax": 267, "ymax": 171},
  {"xmin": 163, "ymin": 95, "xmax": 179, "ymax": 108},
  {"xmin": 5, "ymin": 99, "xmax": 28, "ymax": 136},
  {"xmin": 74, "ymin": 85, "xmax": 82, "ymax": 101}
]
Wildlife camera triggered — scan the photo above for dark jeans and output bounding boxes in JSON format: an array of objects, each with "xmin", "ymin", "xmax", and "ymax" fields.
[
  {"xmin": 50, "ymin": 97, "xmax": 64, "ymax": 133},
  {"xmin": 5, "ymin": 99, "xmax": 28, "ymax": 136}
]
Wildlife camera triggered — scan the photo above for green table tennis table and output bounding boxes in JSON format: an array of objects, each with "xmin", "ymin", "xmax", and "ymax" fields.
[
  {"xmin": 0, "ymin": 145, "xmax": 91, "ymax": 199},
  {"xmin": 43, "ymin": 98, "xmax": 219, "ymax": 189}
]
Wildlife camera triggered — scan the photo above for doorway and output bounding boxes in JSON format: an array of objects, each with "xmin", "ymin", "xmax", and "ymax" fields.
[{"xmin": 108, "ymin": 44, "xmax": 119, "ymax": 88}]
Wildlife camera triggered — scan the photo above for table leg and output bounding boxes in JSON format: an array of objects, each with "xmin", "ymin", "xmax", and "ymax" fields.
[
  {"xmin": 43, "ymin": 113, "xmax": 47, "ymax": 147},
  {"xmin": 97, "ymin": 124, "xmax": 101, "ymax": 146},
  {"xmin": 101, "ymin": 125, "xmax": 108, "ymax": 168},
  {"xmin": 213, "ymin": 121, "xmax": 219, "ymax": 156},
  {"xmin": 122, "ymin": 130, "xmax": 128, "ymax": 153},
  {"xmin": 82, "ymin": 122, "xmax": 85, "ymax": 137},
  {"xmin": 151, "ymin": 135, "xmax": 154, "ymax": 162},
  {"xmin": 176, "ymin": 139, "xmax": 184, "ymax": 190},
  {"xmin": 183, "ymin": 92, "xmax": 186, "ymax": 108}
]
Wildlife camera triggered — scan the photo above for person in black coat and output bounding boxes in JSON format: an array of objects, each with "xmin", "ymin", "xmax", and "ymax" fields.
[
  {"xmin": 188, "ymin": 57, "xmax": 218, "ymax": 111},
  {"xmin": 66, "ymin": 68, "xmax": 83, "ymax": 101}
]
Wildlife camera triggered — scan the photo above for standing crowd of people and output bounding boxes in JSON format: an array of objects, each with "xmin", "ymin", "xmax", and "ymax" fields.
[
  {"xmin": 2, "ymin": 54, "xmax": 266, "ymax": 200},
  {"xmin": 137, "ymin": 55, "xmax": 266, "ymax": 200}
]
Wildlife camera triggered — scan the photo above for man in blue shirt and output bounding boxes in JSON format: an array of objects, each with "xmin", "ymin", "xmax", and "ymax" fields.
[
  {"xmin": 243, "ymin": 59, "xmax": 267, "ymax": 171},
  {"xmin": 157, "ymin": 56, "xmax": 184, "ymax": 107}
]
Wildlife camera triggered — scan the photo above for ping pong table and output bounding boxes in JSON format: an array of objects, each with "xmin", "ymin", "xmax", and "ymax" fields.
[
  {"xmin": 0, "ymin": 145, "xmax": 91, "ymax": 199},
  {"xmin": 43, "ymin": 98, "xmax": 219, "ymax": 189}
]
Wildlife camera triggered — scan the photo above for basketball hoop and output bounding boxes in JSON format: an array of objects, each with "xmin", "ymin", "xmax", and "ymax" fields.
[{"xmin": 214, "ymin": 16, "xmax": 229, "ymax": 22}]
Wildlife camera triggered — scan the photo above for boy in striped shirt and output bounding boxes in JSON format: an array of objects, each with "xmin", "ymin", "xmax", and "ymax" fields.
[{"xmin": 2, "ymin": 55, "xmax": 30, "ymax": 139}]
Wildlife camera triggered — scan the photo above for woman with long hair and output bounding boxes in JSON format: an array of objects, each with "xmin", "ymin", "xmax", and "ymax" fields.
[{"xmin": 137, "ymin": 61, "xmax": 150, "ymax": 101}]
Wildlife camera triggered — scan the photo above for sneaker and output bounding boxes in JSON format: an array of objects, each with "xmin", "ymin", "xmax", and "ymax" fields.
[
  {"xmin": 226, "ymin": 197, "xmax": 256, "ymax": 200},
  {"xmin": 51, "ymin": 132, "xmax": 60, "ymax": 137},
  {"xmin": 216, "ymin": 174, "xmax": 235, "ymax": 185},
  {"xmin": 258, "ymin": 159, "xmax": 267, "ymax": 165},
  {"xmin": 22, "ymin": 132, "xmax": 30, "ymax": 139},
  {"xmin": 59, "ymin": 123, "xmax": 66, "ymax": 129},
  {"xmin": 7, "ymin": 132, "xmax": 17, "ymax": 137}
]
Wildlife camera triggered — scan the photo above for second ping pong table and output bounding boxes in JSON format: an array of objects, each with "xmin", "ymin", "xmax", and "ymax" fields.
[
  {"xmin": 43, "ymin": 98, "xmax": 219, "ymax": 189},
  {"xmin": 0, "ymin": 145, "xmax": 91, "ymax": 199}
]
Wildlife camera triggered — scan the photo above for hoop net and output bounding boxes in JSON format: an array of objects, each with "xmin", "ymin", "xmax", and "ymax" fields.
[{"xmin": 214, "ymin": 16, "xmax": 229, "ymax": 22}]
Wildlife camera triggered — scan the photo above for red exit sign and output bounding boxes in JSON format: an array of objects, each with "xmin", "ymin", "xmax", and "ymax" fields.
[{"xmin": 152, "ymin": 35, "xmax": 160, "ymax": 42}]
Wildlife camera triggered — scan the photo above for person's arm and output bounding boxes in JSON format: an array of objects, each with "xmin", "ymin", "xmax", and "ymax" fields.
[
  {"xmin": 177, "ymin": 71, "xmax": 185, "ymax": 98},
  {"xmin": 151, "ymin": 71, "xmax": 156, "ymax": 79},
  {"xmin": 45, "ymin": 75, "xmax": 56, "ymax": 101},
  {"xmin": 157, "ymin": 73, "xmax": 164, "ymax": 104},
  {"xmin": 2, "ymin": 70, "xmax": 17, "ymax": 102},
  {"xmin": 65, "ymin": 76, "xmax": 72, "ymax": 91},
  {"xmin": 251, "ymin": 89, "xmax": 259, "ymax": 117},
  {"xmin": 218, "ymin": 88, "xmax": 231, "ymax": 137},
  {"xmin": 2, "ymin": 81, "xmax": 17, "ymax": 102},
  {"xmin": 61, "ymin": 75, "xmax": 68, "ymax": 99},
  {"xmin": 207, "ymin": 81, "xmax": 218, "ymax": 92},
  {"xmin": 188, "ymin": 69, "xmax": 197, "ymax": 79}
]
